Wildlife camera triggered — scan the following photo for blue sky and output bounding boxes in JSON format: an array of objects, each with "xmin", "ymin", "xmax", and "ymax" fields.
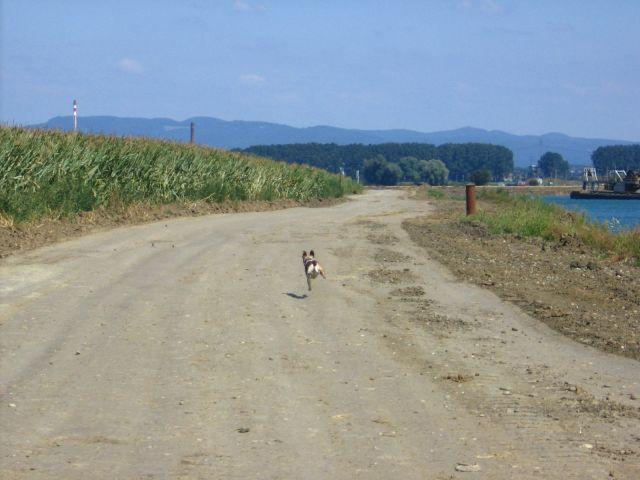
[{"xmin": 1, "ymin": 0, "xmax": 639, "ymax": 139}]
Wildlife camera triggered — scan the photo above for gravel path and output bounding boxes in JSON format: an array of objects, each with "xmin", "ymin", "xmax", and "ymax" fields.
[{"xmin": 1, "ymin": 189, "xmax": 638, "ymax": 479}]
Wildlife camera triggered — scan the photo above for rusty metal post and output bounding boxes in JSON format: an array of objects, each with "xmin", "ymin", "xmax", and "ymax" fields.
[{"xmin": 466, "ymin": 184, "xmax": 477, "ymax": 216}]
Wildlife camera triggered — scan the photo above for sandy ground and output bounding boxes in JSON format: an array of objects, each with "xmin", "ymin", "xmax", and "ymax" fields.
[
  {"xmin": 1, "ymin": 189, "xmax": 638, "ymax": 479},
  {"xmin": 403, "ymin": 197, "xmax": 640, "ymax": 362},
  {"xmin": 0, "ymin": 197, "xmax": 344, "ymax": 260}
]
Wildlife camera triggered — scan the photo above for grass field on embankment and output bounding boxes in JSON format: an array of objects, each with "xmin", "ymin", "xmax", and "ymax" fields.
[
  {"xmin": 0, "ymin": 126, "xmax": 361, "ymax": 257},
  {"xmin": 473, "ymin": 188, "xmax": 640, "ymax": 264},
  {"xmin": 424, "ymin": 186, "xmax": 640, "ymax": 264},
  {"xmin": 0, "ymin": 126, "xmax": 361, "ymax": 224}
]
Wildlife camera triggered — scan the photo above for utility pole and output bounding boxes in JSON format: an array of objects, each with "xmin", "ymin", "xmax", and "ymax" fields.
[
  {"xmin": 190, "ymin": 122, "xmax": 195, "ymax": 144},
  {"xmin": 73, "ymin": 99, "xmax": 78, "ymax": 132}
]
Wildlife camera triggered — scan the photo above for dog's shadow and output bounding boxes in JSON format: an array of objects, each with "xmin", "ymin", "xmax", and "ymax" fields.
[{"xmin": 284, "ymin": 292, "xmax": 308, "ymax": 300}]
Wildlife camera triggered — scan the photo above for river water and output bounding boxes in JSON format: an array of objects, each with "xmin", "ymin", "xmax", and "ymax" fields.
[{"xmin": 542, "ymin": 195, "xmax": 640, "ymax": 232}]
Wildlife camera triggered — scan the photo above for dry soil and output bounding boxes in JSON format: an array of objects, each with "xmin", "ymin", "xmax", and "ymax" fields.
[{"xmin": 1, "ymin": 189, "xmax": 638, "ymax": 479}]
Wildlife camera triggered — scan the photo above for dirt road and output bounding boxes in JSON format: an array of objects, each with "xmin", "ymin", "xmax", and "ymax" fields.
[{"xmin": 1, "ymin": 189, "xmax": 638, "ymax": 479}]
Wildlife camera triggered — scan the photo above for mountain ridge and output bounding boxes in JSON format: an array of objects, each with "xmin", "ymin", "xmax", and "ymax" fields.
[{"xmin": 29, "ymin": 115, "xmax": 639, "ymax": 167}]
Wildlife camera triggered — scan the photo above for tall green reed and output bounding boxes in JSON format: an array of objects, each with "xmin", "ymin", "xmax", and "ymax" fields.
[{"xmin": 0, "ymin": 127, "xmax": 361, "ymax": 221}]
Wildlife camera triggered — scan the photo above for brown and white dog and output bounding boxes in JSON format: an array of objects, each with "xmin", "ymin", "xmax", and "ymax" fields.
[{"xmin": 302, "ymin": 250, "xmax": 326, "ymax": 291}]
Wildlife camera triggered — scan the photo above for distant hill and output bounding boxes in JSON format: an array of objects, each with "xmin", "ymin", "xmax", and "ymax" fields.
[{"xmin": 30, "ymin": 116, "xmax": 638, "ymax": 167}]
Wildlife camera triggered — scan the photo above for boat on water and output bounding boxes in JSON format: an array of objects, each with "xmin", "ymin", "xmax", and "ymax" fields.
[{"xmin": 570, "ymin": 168, "xmax": 640, "ymax": 199}]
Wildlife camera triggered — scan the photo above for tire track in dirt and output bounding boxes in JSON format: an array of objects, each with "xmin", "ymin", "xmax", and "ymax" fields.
[{"xmin": 1, "ymin": 189, "xmax": 638, "ymax": 479}]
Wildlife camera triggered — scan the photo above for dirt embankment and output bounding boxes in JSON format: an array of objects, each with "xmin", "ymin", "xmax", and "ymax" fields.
[
  {"xmin": 403, "ymin": 198, "xmax": 640, "ymax": 361},
  {"xmin": 0, "ymin": 197, "xmax": 345, "ymax": 259}
]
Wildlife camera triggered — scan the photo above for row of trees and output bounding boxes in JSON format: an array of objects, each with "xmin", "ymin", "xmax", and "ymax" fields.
[
  {"xmin": 469, "ymin": 151, "xmax": 570, "ymax": 184},
  {"xmin": 537, "ymin": 151, "xmax": 570, "ymax": 178},
  {"xmin": 243, "ymin": 142, "xmax": 513, "ymax": 184},
  {"xmin": 362, "ymin": 156, "xmax": 448, "ymax": 185},
  {"xmin": 534, "ymin": 146, "xmax": 640, "ymax": 180},
  {"xmin": 435, "ymin": 143, "xmax": 512, "ymax": 182},
  {"xmin": 592, "ymin": 145, "xmax": 640, "ymax": 172}
]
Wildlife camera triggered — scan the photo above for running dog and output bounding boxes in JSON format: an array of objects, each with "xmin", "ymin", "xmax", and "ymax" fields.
[{"xmin": 302, "ymin": 250, "xmax": 326, "ymax": 291}]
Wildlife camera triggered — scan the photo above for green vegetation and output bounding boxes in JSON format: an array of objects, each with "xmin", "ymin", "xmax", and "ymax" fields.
[
  {"xmin": 475, "ymin": 188, "xmax": 511, "ymax": 203},
  {"xmin": 436, "ymin": 143, "xmax": 512, "ymax": 182},
  {"xmin": 363, "ymin": 155, "xmax": 403, "ymax": 185},
  {"xmin": 243, "ymin": 142, "xmax": 513, "ymax": 185},
  {"xmin": 363, "ymin": 155, "xmax": 449, "ymax": 185},
  {"xmin": 474, "ymin": 196, "xmax": 571, "ymax": 238},
  {"xmin": 537, "ymin": 151, "xmax": 569, "ymax": 178},
  {"xmin": 0, "ymin": 127, "xmax": 361, "ymax": 222},
  {"xmin": 414, "ymin": 158, "xmax": 449, "ymax": 186},
  {"xmin": 469, "ymin": 191, "xmax": 640, "ymax": 264},
  {"xmin": 420, "ymin": 186, "xmax": 639, "ymax": 264},
  {"xmin": 592, "ymin": 144, "xmax": 640, "ymax": 172},
  {"xmin": 469, "ymin": 169, "xmax": 491, "ymax": 186},
  {"xmin": 425, "ymin": 188, "xmax": 445, "ymax": 199}
]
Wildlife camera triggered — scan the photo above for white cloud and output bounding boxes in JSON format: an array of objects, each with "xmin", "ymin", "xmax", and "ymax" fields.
[
  {"xmin": 234, "ymin": 0, "xmax": 251, "ymax": 11},
  {"xmin": 456, "ymin": 0, "xmax": 503, "ymax": 13},
  {"xmin": 234, "ymin": 0, "xmax": 266, "ymax": 12},
  {"xmin": 117, "ymin": 58, "xmax": 144, "ymax": 74},
  {"xmin": 239, "ymin": 73, "xmax": 266, "ymax": 86}
]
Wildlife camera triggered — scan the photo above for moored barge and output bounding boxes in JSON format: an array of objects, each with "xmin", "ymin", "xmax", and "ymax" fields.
[
  {"xmin": 571, "ymin": 168, "xmax": 640, "ymax": 199},
  {"xmin": 570, "ymin": 190, "xmax": 640, "ymax": 199}
]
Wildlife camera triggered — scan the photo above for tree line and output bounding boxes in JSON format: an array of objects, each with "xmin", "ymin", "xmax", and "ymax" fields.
[
  {"xmin": 242, "ymin": 142, "xmax": 514, "ymax": 185},
  {"xmin": 362, "ymin": 155, "xmax": 448, "ymax": 186},
  {"xmin": 592, "ymin": 145, "xmax": 640, "ymax": 173},
  {"xmin": 537, "ymin": 151, "xmax": 570, "ymax": 178}
]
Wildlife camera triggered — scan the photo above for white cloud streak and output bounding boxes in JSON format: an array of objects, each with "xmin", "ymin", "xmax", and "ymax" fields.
[
  {"xmin": 233, "ymin": 0, "xmax": 266, "ymax": 12},
  {"xmin": 239, "ymin": 73, "xmax": 266, "ymax": 86},
  {"xmin": 457, "ymin": 0, "xmax": 503, "ymax": 14},
  {"xmin": 117, "ymin": 58, "xmax": 144, "ymax": 74}
]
